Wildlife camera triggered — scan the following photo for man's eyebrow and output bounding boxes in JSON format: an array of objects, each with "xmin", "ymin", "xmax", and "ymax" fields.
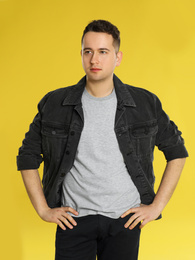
[
  {"xmin": 83, "ymin": 48, "xmax": 92, "ymax": 51},
  {"xmin": 99, "ymin": 48, "xmax": 110, "ymax": 51},
  {"xmin": 83, "ymin": 48, "xmax": 110, "ymax": 51}
]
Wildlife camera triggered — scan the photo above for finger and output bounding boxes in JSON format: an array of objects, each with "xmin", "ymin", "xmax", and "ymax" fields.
[
  {"xmin": 124, "ymin": 214, "xmax": 139, "ymax": 228},
  {"xmin": 63, "ymin": 212, "xmax": 77, "ymax": 226},
  {"xmin": 129, "ymin": 217, "xmax": 142, "ymax": 230},
  {"xmin": 57, "ymin": 219, "xmax": 66, "ymax": 230},
  {"xmin": 121, "ymin": 208, "xmax": 134, "ymax": 218},
  {"xmin": 139, "ymin": 220, "xmax": 147, "ymax": 229},
  {"xmin": 60, "ymin": 216, "xmax": 75, "ymax": 229},
  {"xmin": 121, "ymin": 206, "xmax": 141, "ymax": 218},
  {"xmin": 63, "ymin": 206, "xmax": 79, "ymax": 216}
]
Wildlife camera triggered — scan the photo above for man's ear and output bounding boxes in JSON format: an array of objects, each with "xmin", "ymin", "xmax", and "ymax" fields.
[
  {"xmin": 116, "ymin": 51, "xmax": 123, "ymax": 67},
  {"xmin": 80, "ymin": 49, "xmax": 82, "ymax": 56}
]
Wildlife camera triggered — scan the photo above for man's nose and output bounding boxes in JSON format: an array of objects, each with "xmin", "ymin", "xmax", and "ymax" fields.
[{"xmin": 90, "ymin": 52, "xmax": 99, "ymax": 64}]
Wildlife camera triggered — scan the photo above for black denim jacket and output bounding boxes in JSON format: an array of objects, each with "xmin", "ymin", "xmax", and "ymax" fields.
[{"xmin": 17, "ymin": 75, "xmax": 188, "ymax": 209}]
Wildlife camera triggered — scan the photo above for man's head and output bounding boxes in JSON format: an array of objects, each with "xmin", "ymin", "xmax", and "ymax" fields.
[
  {"xmin": 81, "ymin": 20, "xmax": 122, "ymax": 83},
  {"xmin": 81, "ymin": 20, "xmax": 120, "ymax": 52}
]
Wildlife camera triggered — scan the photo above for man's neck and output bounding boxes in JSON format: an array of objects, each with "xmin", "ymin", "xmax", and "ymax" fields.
[{"xmin": 85, "ymin": 76, "xmax": 114, "ymax": 98}]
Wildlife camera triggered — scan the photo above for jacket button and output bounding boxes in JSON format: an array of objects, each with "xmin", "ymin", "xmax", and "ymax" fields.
[
  {"xmin": 52, "ymin": 130, "xmax": 56, "ymax": 135},
  {"xmin": 61, "ymin": 172, "xmax": 65, "ymax": 177},
  {"xmin": 66, "ymin": 151, "xmax": 70, "ymax": 155},
  {"xmin": 70, "ymin": 131, "xmax": 75, "ymax": 136}
]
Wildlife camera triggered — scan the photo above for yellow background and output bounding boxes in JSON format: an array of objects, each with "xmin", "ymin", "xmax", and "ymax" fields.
[{"xmin": 0, "ymin": 0, "xmax": 194, "ymax": 259}]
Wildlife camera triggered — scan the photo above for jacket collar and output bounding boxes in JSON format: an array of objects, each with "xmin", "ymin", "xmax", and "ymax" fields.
[{"xmin": 62, "ymin": 74, "xmax": 136, "ymax": 107}]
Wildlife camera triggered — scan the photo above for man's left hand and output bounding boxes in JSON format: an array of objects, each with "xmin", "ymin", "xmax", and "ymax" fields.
[{"xmin": 120, "ymin": 204, "xmax": 161, "ymax": 230}]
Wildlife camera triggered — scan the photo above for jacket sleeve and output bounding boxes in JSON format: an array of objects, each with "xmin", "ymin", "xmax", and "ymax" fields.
[
  {"xmin": 16, "ymin": 92, "xmax": 52, "ymax": 171},
  {"xmin": 154, "ymin": 95, "xmax": 188, "ymax": 162}
]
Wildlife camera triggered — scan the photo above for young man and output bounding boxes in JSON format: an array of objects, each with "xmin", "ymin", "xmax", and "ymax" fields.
[{"xmin": 17, "ymin": 20, "xmax": 188, "ymax": 260}]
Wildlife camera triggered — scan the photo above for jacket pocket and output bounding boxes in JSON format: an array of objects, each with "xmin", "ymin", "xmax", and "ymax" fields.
[
  {"xmin": 129, "ymin": 120, "xmax": 158, "ymax": 158},
  {"xmin": 41, "ymin": 122, "xmax": 69, "ymax": 161}
]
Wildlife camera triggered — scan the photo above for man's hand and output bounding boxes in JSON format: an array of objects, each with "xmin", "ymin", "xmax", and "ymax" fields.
[
  {"xmin": 21, "ymin": 170, "xmax": 79, "ymax": 230},
  {"xmin": 120, "ymin": 204, "xmax": 161, "ymax": 230},
  {"xmin": 121, "ymin": 158, "xmax": 186, "ymax": 230},
  {"xmin": 40, "ymin": 206, "xmax": 79, "ymax": 230}
]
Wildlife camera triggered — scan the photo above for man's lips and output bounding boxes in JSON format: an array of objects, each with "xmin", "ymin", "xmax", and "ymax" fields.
[{"xmin": 90, "ymin": 68, "xmax": 102, "ymax": 72}]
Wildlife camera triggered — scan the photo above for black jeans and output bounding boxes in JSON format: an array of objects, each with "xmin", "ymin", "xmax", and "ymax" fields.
[{"xmin": 55, "ymin": 214, "xmax": 141, "ymax": 260}]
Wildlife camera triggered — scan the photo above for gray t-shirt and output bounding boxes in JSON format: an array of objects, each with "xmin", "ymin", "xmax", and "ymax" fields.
[{"xmin": 61, "ymin": 87, "xmax": 141, "ymax": 218}]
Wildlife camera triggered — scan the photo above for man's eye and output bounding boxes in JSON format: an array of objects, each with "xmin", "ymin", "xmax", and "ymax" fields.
[
  {"xmin": 100, "ymin": 51, "xmax": 107, "ymax": 54},
  {"xmin": 84, "ymin": 51, "xmax": 92, "ymax": 54}
]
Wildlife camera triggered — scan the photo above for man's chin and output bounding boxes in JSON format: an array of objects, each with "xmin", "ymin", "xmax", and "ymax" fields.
[{"xmin": 86, "ymin": 74, "xmax": 104, "ymax": 82}]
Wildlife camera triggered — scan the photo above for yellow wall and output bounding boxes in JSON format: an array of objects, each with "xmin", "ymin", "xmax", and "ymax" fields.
[{"xmin": 1, "ymin": 0, "xmax": 194, "ymax": 259}]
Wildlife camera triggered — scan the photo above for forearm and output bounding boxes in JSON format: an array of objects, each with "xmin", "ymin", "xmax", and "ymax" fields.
[
  {"xmin": 21, "ymin": 169, "xmax": 49, "ymax": 218},
  {"xmin": 152, "ymin": 157, "xmax": 186, "ymax": 213}
]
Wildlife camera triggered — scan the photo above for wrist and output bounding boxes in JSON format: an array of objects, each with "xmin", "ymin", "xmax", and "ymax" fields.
[
  {"xmin": 151, "ymin": 200, "xmax": 165, "ymax": 214},
  {"xmin": 37, "ymin": 205, "xmax": 51, "ymax": 219}
]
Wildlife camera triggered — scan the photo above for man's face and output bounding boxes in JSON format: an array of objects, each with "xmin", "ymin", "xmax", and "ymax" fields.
[{"xmin": 81, "ymin": 32, "xmax": 122, "ymax": 83}]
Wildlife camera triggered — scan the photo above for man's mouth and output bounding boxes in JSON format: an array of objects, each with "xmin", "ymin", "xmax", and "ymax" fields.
[{"xmin": 90, "ymin": 68, "xmax": 102, "ymax": 72}]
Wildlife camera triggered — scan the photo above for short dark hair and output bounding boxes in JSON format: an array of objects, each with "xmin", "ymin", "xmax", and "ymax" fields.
[{"xmin": 81, "ymin": 20, "xmax": 120, "ymax": 51}]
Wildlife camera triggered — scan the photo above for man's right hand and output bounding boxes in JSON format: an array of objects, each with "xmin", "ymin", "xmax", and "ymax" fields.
[
  {"xmin": 21, "ymin": 170, "xmax": 79, "ymax": 230},
  {"xmin": 40, "ymin": 206, "xmax": 79, "ymax": 230}
]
